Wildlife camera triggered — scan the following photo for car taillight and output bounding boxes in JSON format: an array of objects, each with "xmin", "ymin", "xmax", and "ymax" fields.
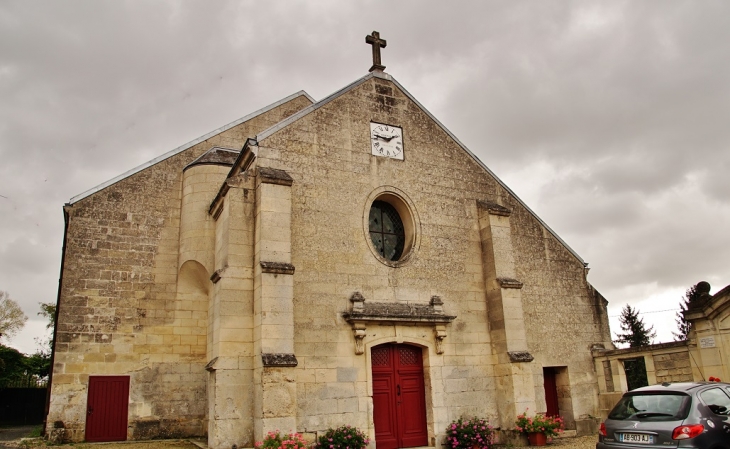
[
  {"xmin": 599, "ymin": 422, "xmax": 606, "ymax": 437},
  {"xmin": 672, "ymin": 424, "xmax": 704, "ymax": 440}
]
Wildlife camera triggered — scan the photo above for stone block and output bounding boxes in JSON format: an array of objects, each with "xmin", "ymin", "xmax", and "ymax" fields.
[{"xmin": 336, "ymin": 367, "xmax": 359, "ymax": 382}]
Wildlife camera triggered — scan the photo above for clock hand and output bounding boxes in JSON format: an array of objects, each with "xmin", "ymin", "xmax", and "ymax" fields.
[{"xmin": 373, "ymin": 132, "xmax": 396, "ymax": 141}]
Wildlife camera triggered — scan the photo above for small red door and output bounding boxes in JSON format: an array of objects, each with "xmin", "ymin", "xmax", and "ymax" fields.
[
  {"xmin": 372, "ymin": 344, "xmax": 428, "ymax": 449},
  {"xmin": 543, "ymin": 368, "xmax": 559, "ymax": 417},
  {"xmin": 86, "ymin": 376, "xmax": 130, "ymax": 442}
]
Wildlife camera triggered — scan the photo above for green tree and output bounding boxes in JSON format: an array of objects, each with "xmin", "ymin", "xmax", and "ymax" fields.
[
  {"xmin": 0, "ymin": 302, "xmax": 56, "ymax": 387},
  {"xmin": 614, "ymin": 304, "xmax": 656, "ymax": 390},
  {"xmin": 0, "ymin": 345, "xmax": 49, "ymax": 387},
  {"xmin": 0, "ymin": 291, "xmax": 27, "ymax": 342},
  {"xmin": 624, "ymin": 358, "xmax": 649, "ymax": 391},
  {"xmin": 614, "ymin": 304, "xmax": 657, "ymax": 348},
  {"xmin": 36, "ymin": 302, "xmax": 56, "ymax": 355},
  {"xmin": 29, "ymin": 302, "xmax": 57, "ymax": 380},
  {"xmin": 25, "ymin": 352, "xmax": 51, "ymax": 379},
  {"xmin": 0, "ymin": 345, "xmax": 26, "ymax": 382},
  {"xmin": 38, "ymin": 302, "xmax": 56, "ymax": 330},
  {"xmin": 673, "ymin": 284, "xmax": 701, "ymax": 341}
]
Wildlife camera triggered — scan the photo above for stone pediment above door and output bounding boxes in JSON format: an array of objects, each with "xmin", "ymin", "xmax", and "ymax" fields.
[{"xmin": 342, "ymin": 292, "xmax": 456, "ymax": 355}]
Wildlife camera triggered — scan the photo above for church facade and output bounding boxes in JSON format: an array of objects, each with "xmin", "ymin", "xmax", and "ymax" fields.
[{"xmin": 48, "ymin": 39, "xmax": 613, "ymax": 448}]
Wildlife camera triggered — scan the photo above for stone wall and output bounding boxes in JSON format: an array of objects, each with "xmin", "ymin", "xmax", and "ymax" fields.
[
  {"xmin": 592, "ymin": 281, "xmax": 730, "ymax": 423},
  {"xmin": 51, "ymin": 71, "xmax": 616, "ymax": 447},
  {"xmin": 49, "ymin": 94, "xmax": 312, "ymax": 442},
  {"xmin": 653, "ymin": 351, "xmax": 692, "ymax": 383},
  {"xmin": 592, "ymin": 341, "xmax": 697, "ymax": 420},
  {"xmin": 256, "ymin": 74, "xmax": 610, "ymax": 440}
]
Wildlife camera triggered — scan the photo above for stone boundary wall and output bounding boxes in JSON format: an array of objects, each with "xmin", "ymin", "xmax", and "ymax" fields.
[{"xmin": 591, "ymin": 341, "xmax": 698, "ymax": 420}]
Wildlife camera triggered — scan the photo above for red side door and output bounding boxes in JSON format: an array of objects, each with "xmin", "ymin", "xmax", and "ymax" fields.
[
  {"xmin": 86, "ymin": 375, "xmax": 130, "ymax": 442},
  {"xmin": 372, "ymin": 344, "xmax": 428, "ymax": 449},
  {"xmin": 543, "ymin": 368, "xmax": 560, "ymax": 417}
]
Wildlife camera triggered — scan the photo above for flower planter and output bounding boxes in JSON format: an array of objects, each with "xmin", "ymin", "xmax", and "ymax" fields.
[{"xmin": 527, "ymin": 432, "xmax": 547, "ymax": 446}]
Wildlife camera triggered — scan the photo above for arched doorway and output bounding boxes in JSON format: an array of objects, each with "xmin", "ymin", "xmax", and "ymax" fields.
[{"xmin": 371, "ymin": 343, "xmax": 428, "ymax": 449}]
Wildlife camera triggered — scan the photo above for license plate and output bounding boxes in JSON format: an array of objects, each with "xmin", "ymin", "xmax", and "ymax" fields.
[{"xmin": 619, "ymin": 433, "xmax": 654, "ymax": 444}]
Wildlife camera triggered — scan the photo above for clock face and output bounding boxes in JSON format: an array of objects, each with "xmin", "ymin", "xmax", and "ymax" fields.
[{"xmin": 370, "ymin": 123, "xmax": 404, "ymax": 160}]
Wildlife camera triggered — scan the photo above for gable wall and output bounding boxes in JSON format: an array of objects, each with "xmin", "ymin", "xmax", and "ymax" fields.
[
  {"xmin": 510, "ymin": 205, "xmax": 611, "ymax": 426},
  {"xmin": 257, "ymin": 77, "xmax": 609, "ymax": 436},
  {"xmin": 49, "ymin": 95, "xmax": 312, "ymax": 442}
]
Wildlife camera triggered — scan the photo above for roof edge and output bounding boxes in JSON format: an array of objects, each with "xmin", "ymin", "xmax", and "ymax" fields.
[
  {"xmin": 182, "ymin": 147, "xmax": 240, "ymax": 172},
  {"xmin": 256, "ymin": 73, "xmax": 376, "ymax": 142},
  {"xmin": 258, "ymin": 71, "xmax": 584, "ymax": 264},
  {"xmin": 68, "ymin": 90, "xmax": 315, "ymax": 204},
  {"xmin": 386, "ymin": 75, "xmax": 586, "ymax": 265}
]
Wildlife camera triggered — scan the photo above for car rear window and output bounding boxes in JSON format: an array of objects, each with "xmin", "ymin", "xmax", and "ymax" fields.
[
  {"xmin": 608, "ymin": 393, "xmax": 690, "ymax": 421},
  {"xmin": 699, "ymin": 388, "xmax": 730, "ymax": 416}
]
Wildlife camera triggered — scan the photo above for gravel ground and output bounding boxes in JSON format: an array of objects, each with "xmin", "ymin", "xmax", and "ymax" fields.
[
  {"xmin": 0, "ymin": 427, "xmax": 38, "ymax": 443},
  {"xmin": 1, "ymin": 436, "xmax": 598, "ymax": 449},
  {"xmin": 540, "ymin": 435, "xmax": 597, "ymax": 448},
  {"xmin": 0, "ymin": 438, "xmax": 202, "ymax": 449}
]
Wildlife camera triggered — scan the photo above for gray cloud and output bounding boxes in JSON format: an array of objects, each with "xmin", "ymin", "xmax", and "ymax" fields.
[{"xmin": 1, "ymin": 0, "xmax": 728, "ymax": 352}]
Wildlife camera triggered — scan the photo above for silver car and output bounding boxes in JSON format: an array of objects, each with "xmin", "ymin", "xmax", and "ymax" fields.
[{"xmin": 597, "ymin": 381, "xmax": 730, "ymax": 449}]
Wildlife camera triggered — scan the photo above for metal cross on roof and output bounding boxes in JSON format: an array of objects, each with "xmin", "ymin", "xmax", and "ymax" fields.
[{"xmin": 366, "ymin": 31, "xmax": 387, "ymax": 72}]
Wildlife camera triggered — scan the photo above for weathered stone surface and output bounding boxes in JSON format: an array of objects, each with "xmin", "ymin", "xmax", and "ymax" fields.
[
  {"xmin": 342, "ymin": 295, "xmax": 456, "ymax": 324},
  {"xmin": 260, "ymin": 261, "xmax": 295, "ymax": 275},
  {"xmin": 497, "ymin": 277, "xmax": 524, "ymax": 289},
  {"xmin": 185, "ymin": 147, "xmax": 240, "ymax": 170},
  {"xmin": 508, "ymin": 351, "xmax": 535, "ymax": 363},
  {"xmin": 262, "ymin": 353, "xmax": 298, "ymax": 367},
  {"xmin": 258, "ymin": 167, "xmax": 294, "ymax": 186},
  {"xmin": 51, "ymin": 71, "xmax": 617, "ymax": 449},
  {"xmin": 477, "ymin": 200, "xmax": 512, "ymax": 216},
  {"xmin": 49, "ymin": 93, "xmax": 313, "ymax": 444}
]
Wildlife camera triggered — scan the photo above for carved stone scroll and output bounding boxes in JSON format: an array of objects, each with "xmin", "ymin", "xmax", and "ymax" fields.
[
  {"xmin": 353, "ymin": 324, "xmax": 367, "ymax": 355},
  {"xmin": 434, "ymin": 325, "xmax": 447, "ymax": 355}
]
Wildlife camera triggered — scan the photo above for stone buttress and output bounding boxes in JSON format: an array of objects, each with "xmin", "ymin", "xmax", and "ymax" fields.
[
  {"xmin": 477, "ymin": 200, "xmax": 537, "ymax": 429},
  {"xmin": 252, "ymin": 164, "xmax": 298, "ymax": 440}
]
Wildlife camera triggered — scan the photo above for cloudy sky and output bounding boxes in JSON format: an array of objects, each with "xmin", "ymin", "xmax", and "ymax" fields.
[{"xmin": 1, "ymin": 1, "xmax": 729, "ymax": 354}]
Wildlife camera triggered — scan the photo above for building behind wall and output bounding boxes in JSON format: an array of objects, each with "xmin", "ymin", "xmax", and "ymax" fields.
[{"xmin": 48, "ymin": 37, "xmax": 614, "ymax": 448}]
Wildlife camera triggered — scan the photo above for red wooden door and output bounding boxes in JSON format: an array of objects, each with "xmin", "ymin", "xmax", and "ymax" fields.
[
  {"xmin": 372, "ymin": 344, "xmax": 428, "ymax": 449},
  {"xmin": 86, "ymin": 376, "xmax": 130, "ymax": 442},
  {"xmin": 543, "ymin": 368, "xmax": 559, "ymax": 417}
]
